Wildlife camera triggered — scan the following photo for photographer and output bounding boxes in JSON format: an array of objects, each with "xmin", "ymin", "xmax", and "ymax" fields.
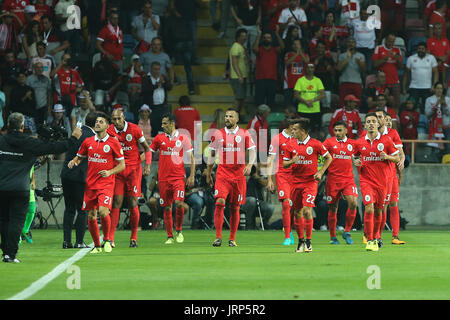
[
  {"xmin": 60, "ymin": 111, "xmax": 96, "ymax": 249},
  {"xmin": 0, "ymin": 112, "xmax": 82, "ymax": 263}
]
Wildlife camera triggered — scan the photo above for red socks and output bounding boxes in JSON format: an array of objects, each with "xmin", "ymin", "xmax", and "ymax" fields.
[
  {"xmin": 175, "ymin": 207, "xmax": 184, "ymax": 232},
  {"xmin": 294, "ymin": 216, "xmax": 305, "ymax": 239},
  {"xmin": 129, "ymin": 206, "xmax": 140, "ymax": 241},
  {"xmin": 164, "ymin": 208, "xmax": 173, "ymax": 238},
  {"xmin": 373, "ymin": 214, "xmax": 382, "ymax": 239},
  {"xmin": 214, "ymin": 202, "xmax": 225, "ymax": 239},
  {"xmin": 229, "ymin": 205, "xmax": 240, "ymax": 241},
  {"xmin": 305, "ymin": 218, "xmax": 313, "ymax": 240},
  {"xmin": 109, "ymin": 208, "xmax": 120, "ymax": 241},
  {"xmin": 390, "ymin": 206, "xmax": 400, "ymax": 237},
  {"xmin": 345, "ymin": 209, "xmax": 357, "ymax": 232},
  {"xmin": 88, "ymin": 218, "xmax": 101, "ymax": 247},
  {"xmin": 281, "ymin": 200, "xmax": 291, "ymax": 238},
  {"xmin": 364, "ymin": 213, "xmax": 374, "ymax": 241},
  {"xmin": 100, "ymin": 215, "xmax": 111, "ymax": 241},
  {"xmin": 328, "ymin": 211, "xmax": 337, "ymax": 238}
]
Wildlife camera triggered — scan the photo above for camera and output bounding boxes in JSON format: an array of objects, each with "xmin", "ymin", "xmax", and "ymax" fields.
[{"xmin": 37, "ymin": 124, "xmax": 68, "ymax": 141}]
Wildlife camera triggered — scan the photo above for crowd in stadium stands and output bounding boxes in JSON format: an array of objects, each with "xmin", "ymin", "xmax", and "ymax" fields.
[{"xmin": 0, "ymin": 0, "xmax": 449, "ymax": 232}]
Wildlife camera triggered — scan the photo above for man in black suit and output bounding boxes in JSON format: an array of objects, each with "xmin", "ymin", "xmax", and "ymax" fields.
[{"xmin": 60, "ymin": 111, "xmax": 97, "ymax": 249}]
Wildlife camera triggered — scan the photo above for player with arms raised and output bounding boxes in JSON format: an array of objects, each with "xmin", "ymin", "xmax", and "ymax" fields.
[
  {"xmin": 107, "ymin": 109, "xmax": 152, "ymax": 248},
  {"xmin": 283, "ymin": 119, "xmax": 332, "ymax": 253},
  {"xmin": 206, "ymin": 108, "xmax": 256, "ymax": 247},
  {"xmin": 323, "ymin": 121, "xmax": 358, "ymax": 245},
  {"xmin": 149, "ymin": 114, "xmax": 195, "ymax": 244},
  {"xmin": 68, "ymin": 113, "xmax": 125, "ymax": 254}
]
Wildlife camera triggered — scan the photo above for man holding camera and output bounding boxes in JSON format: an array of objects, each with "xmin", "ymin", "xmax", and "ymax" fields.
[{"xmin": 0, "ymin": 112, "xmax": 82, "ymax": 263}]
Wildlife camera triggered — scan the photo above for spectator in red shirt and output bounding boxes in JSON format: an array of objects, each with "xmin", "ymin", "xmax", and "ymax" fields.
[
  {"xmin": 266, "ymin": 0, "xmax": 288, "ymax": 31},
  {"xmin": 247, "ymin": 103, "xmax": 270, "ymax": 156},
  {"xmin": 253, "ymin": 24, "xmax": 284, "ymax": 108},
  {"xmin": 284, "ymin": 38, "xmax": 309, "ymax": 106},
  {"xmin": 309, "ymin": 25, "xmax": 328, "ymax": 57},
  {"xmin": 1, "ymin": 0, "xmax": 29, "ymax": 28},
  {"xmin": 0, "ymin": 10, "xmax": 23, "ymax": 55},
  {"xmin": 96, "ymin": 11, "xmax": 124, "ymax": 72},
  {"xmin": 173, "ymin": 95, "xmax": 201, "ymax": 140},
  {"xmin": 369, "ymin": 94, "xmax": 399, "ymax": 130},
  {"xmin": 380, "ymin": 0, "xmax": 405, "ymax": 36},
  {"xmin": 428, "ymin": 0, "xmax": 447, "ymax": 39},
  {"xmin": 321, "ymin": 10, "xmax": 349, "ymax": 53},
  {"xmin": 372, "ymin": 33, "xmax": 403, "ymax": 113},
  {"xmin": 399, "ymin": 97, "xmax": 420, "ymax": 157},
  {"xmin": 366, "ymin": 71, "xmax": 394, "ymax": 110},
  {"xmin": 34, "ymin": 0, "xmax": 53, "ymax": 19},
  {"xmin": 311, "ymin": 40, "xmax": 337, "ymax": 93},
  {"xmin": 328, "ymin": 94, "xmax": 363, "ymax": 139},
  {"xmin": 427, "ymin": 22, "xmax": 450, "ymax": 86}
]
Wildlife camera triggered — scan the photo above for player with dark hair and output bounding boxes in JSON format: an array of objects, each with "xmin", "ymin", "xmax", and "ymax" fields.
[
  {"xmin": 323, "ymin": 121, "xmax": 358, "ymax": 245},
  {"xmin": 68, "ymin": 113, "xmax": 125, "ymax": 254},
  {"xmin": 149, "ymin": 113, "xmax": 195, "ymax": 244},
  {"xmin": 107, "ymin": 109, "xmax": 152, "ymax": 248},
  {"xmin": 283, "ymin": 119, "xmax": 332, "ymax": 253},
  {"xmin": 354, "ymin": 113, "xmax": 400, "ymax": 252},
  {"xmin": 206, "ymin": 108, "xmax": 256, "ymax": 247}
]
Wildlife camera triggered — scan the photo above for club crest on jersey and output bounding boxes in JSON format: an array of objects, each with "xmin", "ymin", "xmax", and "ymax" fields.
[
  {"xmin": 279, "ymin": 190, "xmax": 284, "ymax": 197},
  {"xmin": 175, "ymin": 140, "xmax": 182, "ymax": 148},
  {"xmin": 103, "ymin": 145, "xmax": 110, "ymax": 153},
  {"xmin": 377, "ymin": 143, "xmax": 384, "ymax": 151},
  {"xmin": 214, "ymin": 189, "xmax": 218, "ymax": 196},
  {"xmin": 269, "ymin": 145, "xmax": 273, "ymax": 152},
  {"xmin": 347, "ymin": 144, "xmax": 353, "ymax": 151},
  {"xmin": 327, "ymin": 196, "xmax": 332, "ymax": 202},
  {"xmin": 126, "ymin": 134, "xmax": 132, "ymax": 142},
  {"xmin": 365, "ymin": 195, "xmax": 371, "ymax": 202},
  {"xmin": 160, "ymin": 198, "xmax": 164, "ymax": 205},
  {"xmin": 235, "ymin": 135, "xmax": 242, "ymax": 143},
  {"xmin": 306, "ymin": 146, "xmax": 313, "ymax": 155}
]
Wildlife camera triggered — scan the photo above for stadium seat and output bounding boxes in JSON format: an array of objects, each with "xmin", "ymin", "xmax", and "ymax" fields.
[
  {"xmin": 359, "ymin": 113, "xmax": 366, "ymax": 121},
  {"xmin": 418, "ymin": 114, "xmax": 429, "ymax": 133},
  {"xmin": 92, "ymin": 52, "xmax": 101, "ymax": 68},
  {"xmin": 267, "ymin": 112, "xmax": 285, "ymax": 130},
  {"xmin": 405, "ymin": 18, "xmax": 424, "ymax": 29},
  {"xmin": 408, "ymin": 37, "xmax": 428, "ymax": 55},
  {"xmin": 321, "ymin": 113, "xmax": 332, "ymax": 129},
  {"xmin": 122, "ymin": 33, "xmax": 137, "ymax": 56},
  {"xmin": 442, "ymin": 154, "xmax": 450, "ymax": 164}
]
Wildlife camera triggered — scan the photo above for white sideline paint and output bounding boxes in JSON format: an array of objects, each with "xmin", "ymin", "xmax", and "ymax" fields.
[{"xmin": 8, "ymin": 240, "xmax": 98, "ymax": 300}]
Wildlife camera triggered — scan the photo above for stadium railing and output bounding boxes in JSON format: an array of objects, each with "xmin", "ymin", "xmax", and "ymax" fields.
[{"xmin": 402, "ymin": 139, "xmax": 450, "ymax": 164}]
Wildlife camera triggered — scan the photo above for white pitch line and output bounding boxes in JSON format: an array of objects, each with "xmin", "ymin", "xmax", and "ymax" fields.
[{"xmin": 7, "ymin": 241, "xmax": 97, "ymax": 300}]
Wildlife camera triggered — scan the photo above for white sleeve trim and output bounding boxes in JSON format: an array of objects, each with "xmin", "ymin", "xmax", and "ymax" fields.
[
  {"xmin": 115, "ymin": 157, "xmax": 125, "ymax": 161},
  {"xmin": 76, "ymin": 153, "xmax": 86, "ymax": 158},
  {"xmin": 138, "ymin": 136, "xmax": 146, "ymax": 143},
  {"xmin": 391, "ymin": 150, "xmax": 400, "ymax": 156},
  {"xmin": 247, "ymin": 145, "xmax": 257, "ymax": 150}
]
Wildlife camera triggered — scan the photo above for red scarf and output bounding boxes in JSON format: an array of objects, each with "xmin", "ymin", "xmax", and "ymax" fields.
[
  {"xmin": 107, "ymin": 22, "xmax": 122, "ymax": 44},
  {"xmin": 429, "ymin": 97, "xmax": 445, "ymax": 140}
]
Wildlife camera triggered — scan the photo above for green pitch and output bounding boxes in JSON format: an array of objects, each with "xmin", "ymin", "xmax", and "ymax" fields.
[{"xmin": 1, "ymin": 229, "xmax": 450, "ymax": 300}]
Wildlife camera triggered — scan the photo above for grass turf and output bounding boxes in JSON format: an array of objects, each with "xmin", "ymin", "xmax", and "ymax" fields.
[{"xmin": 1, "ymin": 229, "xmax": 449, "ymax": 300}]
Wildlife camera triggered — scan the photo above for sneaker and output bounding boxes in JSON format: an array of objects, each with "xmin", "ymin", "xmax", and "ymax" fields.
[
  {"xmin": 228, "ymin": 240, "xmax": 238, "ymax": 247},
  {"xmin": 23, "ymin": 232, "xmax": 32, "ymax": 244},
  {"xmin": 282, "ymin": 238, "xmax": 291, "ymax": 246},
  {"xmin": 392, "ymin": 236, "xmax": 406, "ymax": 245},
  {"xmin": 289, "ymin": 232, "xmax": 295, "ymax": 245},
  {"xmin": 129, "ymin": 240, "xmax": 138, "ymax": 248},
  {"xmin": 217, "ymin": 31, "xmax": 225, "ymax": 39},
  {"xmin": 2, "ymin": 254, "xmax": 10, "ymax": 262},
  {"xmin": 304, "ymin": 239, "xmax": 313, "ymax": 253},
  {"xmin": 165, "ymin": 237, "xmax": 174, "ymax": 245},
  {"xmin": 4, "ymin": 257, "xmax": 21, "ymax": 263},
  {"xmin": 342, "ymin": 232, "xmax": 354, "ymax": 245},
  {"xmin": 90, "ymin": 247, "xmax": 102, "ymax": 254},
  {"xmin": 212, "ymin": 238, "xmax": 222, "ymax": 247},
  {"xmin": 365, "ymin": 240, "xmax": 373, "ymax": 251},
  {"xmin": 320, "ymin": 225, "xmax": 328, "ymax": 231},
  {"xmin": 175, "ymin": 231, "xmax": 184, "ymax": 243},
  {"xmin": 62, "ymin": 241, "xmax": 73, "ymax": 249},
  {"xmin": 363, "ymin": 234, "xmax": 367, "ymax": 244},
  {"xmin": 103, "ymin": 240, "xmax": 112, "ymax": 253},
  {"xmin": 74, "ymin": 242, "xmax": 90, "ymax": 249},
  {"xmin": 372, "ymin": 239, "xmax": 379, "ymax": 252},
  {"xmin": 330, "ymin": 237, "xmax": 340, "ymax": 245},
  {"xmin": 295, "ymin": 239, "xmax": 305, "ymax": 253},
  {"xmin": 377, "ymin": 238, "xmax": 383, "ymax": 248}
]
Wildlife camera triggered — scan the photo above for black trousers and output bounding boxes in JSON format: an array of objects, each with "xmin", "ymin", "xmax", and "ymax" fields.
[
  {"xmin": 0, "ymin": 191, "xmax": 29, "ymax": 259},
  {"xmin": 150, "ymin": 104, "xmax": 169, "ymax": 137},
  {"xmin": 62, "ymin": 178, "xmax": 87, "ymax": 244}
]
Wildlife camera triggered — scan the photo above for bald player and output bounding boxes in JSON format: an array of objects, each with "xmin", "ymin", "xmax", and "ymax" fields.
[{"xmin": 107, "ymin": 109, "xmax": 151, "ymax": 247}]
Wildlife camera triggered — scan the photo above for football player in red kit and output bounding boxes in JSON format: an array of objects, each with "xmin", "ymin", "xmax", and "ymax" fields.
[
  {"xmin": 206, "ymin": 108, "xmax": 256, "ymax": 247},
  {"xmin": 354, "ymin": 113, "xmax": 400, "ymax": 252},
  {"xmin": 323, "ymin": 121, "xmax": 358, "ymax": 245},
  {"xmin": 68, "ymin": 113, "xmax": 125, "ymax": 254},
  {"xmin": 283, "ymin": 119, "xmax": 332, "ymax": 253},
  {"xmin": 149, "ymin": 114, "xmax": 195, "ymax": 244},
  {"xmin": 107, "ymin": 109, "xmax": 152, "ymax": 248}
]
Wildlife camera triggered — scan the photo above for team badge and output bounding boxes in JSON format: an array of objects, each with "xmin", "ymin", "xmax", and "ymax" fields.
[
  {"xmin": 365, "ymin": 195, "xmax": 371, "ymax": 202},
  {"xmin": 279, "ymin": 190, "xmax": 284, "ymax": 197},
  {"xmin": 306, "ymin": 146, "xmax": 313, "ymax": 155},
  {"xmin": 347, "ymin": 144, "xmax": 353, "ymax": 151},
  {"xmin": 103, "ymin": 145, "xmax": 110, "ymax": 153},
  {"xmin": 269, "ymin": 145, "xmax": 273, "ymax": 152},
  {"xmin": 82, "ymin": 201, "xmax": 86, "ymax": 210},
  {"xmin": 175, "ymin": 140, "xmax": 182, "ymax": 147},
  {"xmin": 377, "ymin": 143, "xmax": 384, "ymax": 151},
  {"xmin": 214, "ymin": 189, "xmax": 219, "ymax": 196},
  {"xmin": 159, "ymin": 198, "xmax": 164, "ymax": 205},
  {"xmin": 126, "ymin": 134, "xmax": 132, "ymax": 142},
  {"xmin": 327, "ymin": 196, "xmax": 332, "ymax": 202},
  {"xmin": 235, "ymin": 135, "xmax": 242, "ymax": 143}
]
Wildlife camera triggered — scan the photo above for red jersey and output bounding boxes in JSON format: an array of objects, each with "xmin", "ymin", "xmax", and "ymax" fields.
[
  {"xmin": 247, "ymin": 114, "xmax": 268, "ymax": 153},
  {"xmin": 268, "ymin": 130, "xmax": 292, "ymax": 176},
  {"xmin": 381, "ymin": 126, "xmax": 402, "ymax": 179},
  {"xmin": 268, "ymin": 0, "xmax": 289, "ymax": 31},
  {"xmin": 323, "ymin": 136, "xmax": 356, "ymax": 181},
  {"xmin": 54, "ymin": 67, "xmax": 84, "ymax": 106},
  {"xmin": 77, "ymin": 134, "xmax": 124, "ymax": 190},
  {"xmin": 2, "ymin": 0, "xmax": 29, "ymax": 26},
  {"xmin": 209, "ymin": 126, "xmax": 256, "ymax": 180},
  {"xmin": 107, "ymin": 121, "xmax": 145, "ymax": 168},
  {"xmin": 429, "ymin": 11, "xmax": 447, "ymax": 39},
  {"xmin": 283, "ymin": 135, "xmax": 329, "ymax": 184},
  {"xmin": 372, "ymin": 45, "xmax": 403, "ymax": 85},
  {"xmin": 284, "ymin": 51, "xmax": 308, "ymax": 89},
  {"xmin": 328, "ymin": 107, "xmax": 363, "ymax": 139},
  {"xmin": 400, "ymin": 110, "xmax": 420, "ymax": 139},
  {"xmin": 149, "ymin": 130, "xmax": 193, "ymax": 182},
  {"xmin": 427, "ymin": 37, "xmax": 450, "ymax": 60},
  {"xmin": 35, "ymin": 4, "xmax": 52, "ymax": 18},
  {"xmin": 354, "ymin": 133, "xmax": 399, "ymax": 190},
  {"xmin": 255, "ymin": 46, "xmax": 279, "ymax": 80},
  {"xmin": 97, "ymin": 23, "xmax": 123, "ymax": 61},
  {"xmin": 368, "ymin": 106, "xmax": 399, "ymax": 122},
  {"xmin": 173, "ymin": 106, "xmax": 201, "ymax": 140}
]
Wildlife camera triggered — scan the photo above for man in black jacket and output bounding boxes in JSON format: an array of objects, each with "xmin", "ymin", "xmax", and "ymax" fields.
[
  {"xmin": 60, "ymin": 112, "xmax": 97, "ymax": 249},
  {"xmin": 0, "ymin": 112, "xmax": 82, "ymax": 263}
]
